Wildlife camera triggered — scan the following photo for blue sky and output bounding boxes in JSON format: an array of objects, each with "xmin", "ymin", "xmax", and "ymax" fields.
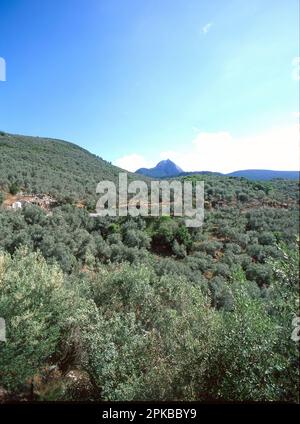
[{"xmin": 0, "ymin": 0, "xmax": 299, "ymax": 172}]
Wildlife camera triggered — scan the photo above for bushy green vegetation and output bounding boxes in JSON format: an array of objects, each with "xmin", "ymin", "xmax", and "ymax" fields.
[
  {"xmin": 0, "ymin": 249, "xmax": 86, "ymax": 391},
  {"xmin": 0, "ymin": 245, "xmax": 298, "ymax": 401},
  {"xmin": 0, "ymin": 134, "xmax": 299, "ymax": 402},
  {"xmin": 0, "ymin": 202, "xmax": 298, "ymax": 401}
]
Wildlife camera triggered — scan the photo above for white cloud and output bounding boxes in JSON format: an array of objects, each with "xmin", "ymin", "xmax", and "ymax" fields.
[
  {"xmin": 114, "ymin": 125, "xmax": 299, "ymax": 174},
  {"xmin": 291, "ymin": 112, "xmax": 300, "ymax": 119},
  {"xmin": 113, "ymin": 154, "xmax": 153, "ymax": 172},
  {"xmin": 202, "ymin": 22, "xmax": 213, "ymax": 35},
  {"xmin": 159, "ymin": 125, "xmax": 299, "ymax": 173}
]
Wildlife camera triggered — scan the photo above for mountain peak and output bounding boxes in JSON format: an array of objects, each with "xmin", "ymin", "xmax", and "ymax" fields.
[
  {"xmin": 136, "ymin": 159, "xmax": 183, "ymax": 178},
  {"xmin": 157, "ymin": 159, "xmax": 173, "ymax": 164}
]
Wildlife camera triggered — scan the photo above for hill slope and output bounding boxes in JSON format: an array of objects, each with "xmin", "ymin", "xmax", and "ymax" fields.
[{"xmin": 0, "ymin": 132, "xmax": 140, "ymax": 204}]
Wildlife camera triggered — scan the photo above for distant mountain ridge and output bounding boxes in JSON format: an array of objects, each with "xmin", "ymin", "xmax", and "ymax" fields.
[
  {"xmin": 226, "ymin": 169, "xmax": 299, "ymax": 180},
  {"xmin": 136, "ymin": 160, "xmax": 299, "ymax": 181}
]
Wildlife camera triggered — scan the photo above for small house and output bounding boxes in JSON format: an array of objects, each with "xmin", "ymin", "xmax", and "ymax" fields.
[{"xmin": 12, "ymin": 201, "xmax": 22, "ymax": 209}]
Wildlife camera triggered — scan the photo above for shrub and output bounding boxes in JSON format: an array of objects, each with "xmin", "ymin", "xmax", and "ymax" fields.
[
  {"xmin": 9, "ymin": 182, "xmax": 20, "ymax": 195},
  {"xmin": 237, "ymin": 192, "xmax": 248, "ymax": 202},
  {"xmin": 265, "ymin": 244, "xmax": 300, "ymax": 401},
  {"xmin": 123, "ymin": 229, "xmax": 151, "ymax": 249},
  {"xmin": 0, "ymin": 249, "xmax": 93, "ymax": 392},
  {"xmin": 209, "ymin": 276, "xmax": 233, "ymax": 310},
  {"xmin": 258, "ymin": 231, "xmax": 276, "ymax": 246},
  {"xmin": 246, "ymin": 262, "xmax": 273, "ymax": 286},
  {"xmin": 172, "ymin": 240, "xmax": 187, "ymax": 258},
  {"xmin": 198, "ymin": 240, "xmax": 223, "ymax": 257},
  {"xmin": 205, "ymin": 268, "xmax": 288, "ymax": 401},
  {"xmin": 82, "ymin": 264, "xmax": 219, "ymax": 400}
]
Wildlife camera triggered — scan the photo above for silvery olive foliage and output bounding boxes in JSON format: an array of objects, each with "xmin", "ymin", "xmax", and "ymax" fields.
[{"xmin": 0, "ymin": 133, "xmax": 299, "ymax": 401}]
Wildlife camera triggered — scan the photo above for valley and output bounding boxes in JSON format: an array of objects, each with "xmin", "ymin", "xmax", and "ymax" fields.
[{"xmin": 0, "ymin": 132, "xmax": 299, "ymax": 402}]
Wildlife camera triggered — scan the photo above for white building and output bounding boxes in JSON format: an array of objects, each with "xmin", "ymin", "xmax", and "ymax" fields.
[{"xmin": 12, "ymin": 201, "xmax": 22, "ymax": 209}]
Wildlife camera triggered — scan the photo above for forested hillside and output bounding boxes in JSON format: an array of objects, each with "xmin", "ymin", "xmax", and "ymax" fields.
[
  {"xmin": 0, "ymin": 131, "xmax": 140, "ymax": 206},
  {"xmin": 0, "ymin": 133, "xmax": 299, "ymax": 402}
]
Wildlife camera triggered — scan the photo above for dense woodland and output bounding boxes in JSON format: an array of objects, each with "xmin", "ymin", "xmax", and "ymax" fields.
[{"xmin": 0, "ymin": 133, "xmax": 299, "ymax": 402}]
